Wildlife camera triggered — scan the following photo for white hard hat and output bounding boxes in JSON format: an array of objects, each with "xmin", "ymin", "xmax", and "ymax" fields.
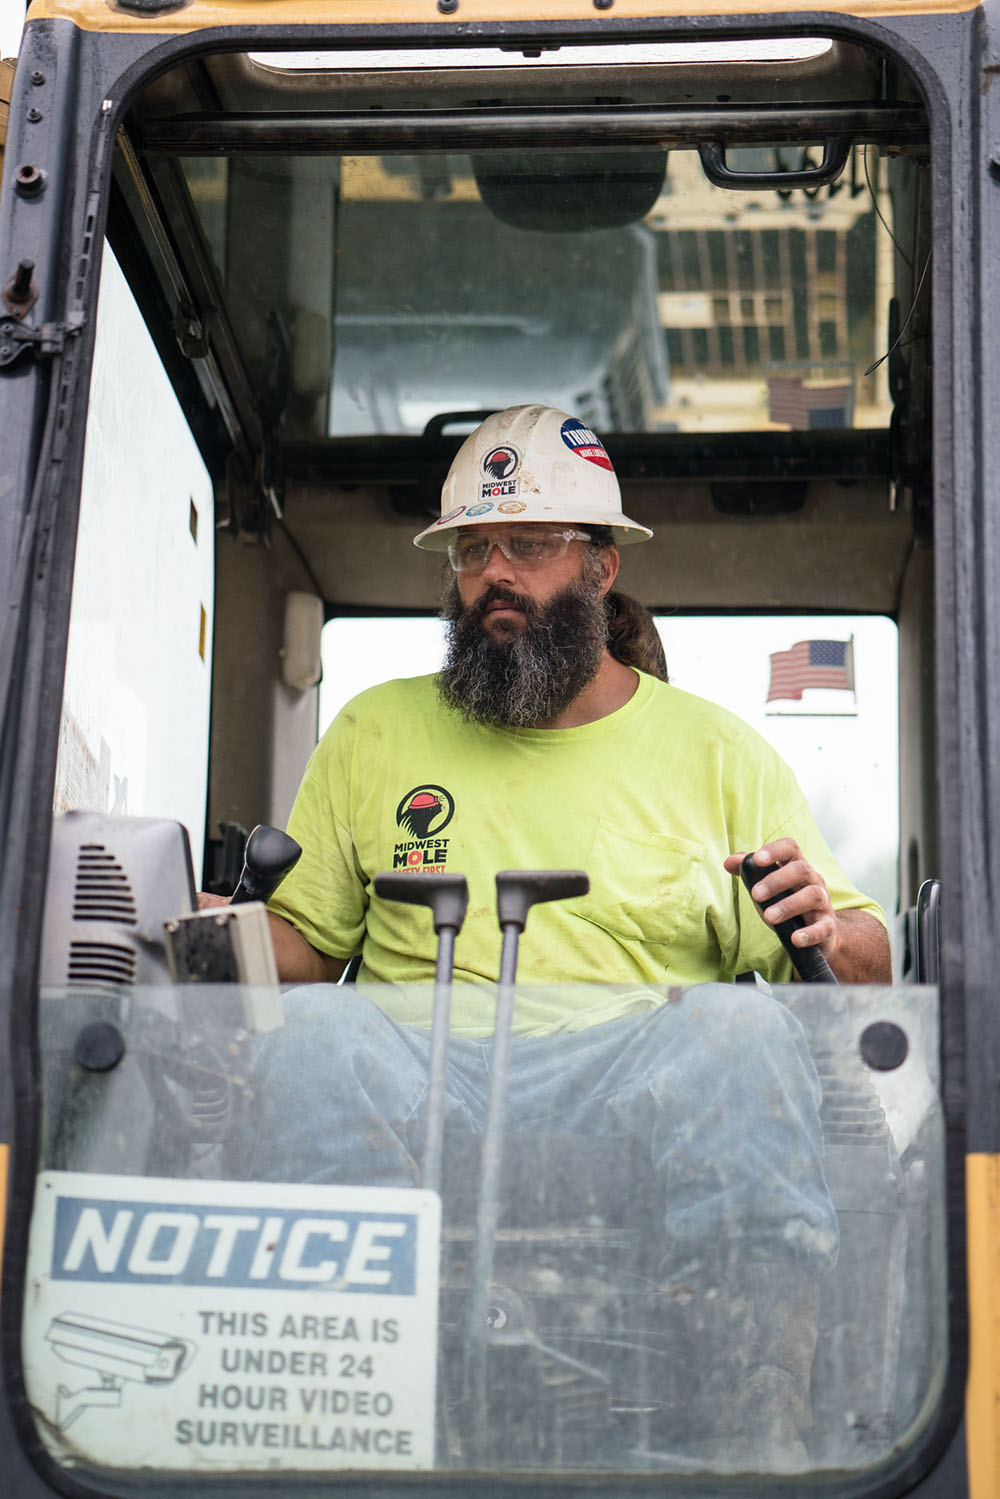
[{"xmin": 413, "ymin": 405, "xmax": 653, "ymax": 550}]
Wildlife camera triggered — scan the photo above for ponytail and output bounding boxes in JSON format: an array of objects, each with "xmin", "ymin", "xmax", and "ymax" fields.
[{"xmin": 605, "ymin": 591, "xmax": 668, "ymax": 681}]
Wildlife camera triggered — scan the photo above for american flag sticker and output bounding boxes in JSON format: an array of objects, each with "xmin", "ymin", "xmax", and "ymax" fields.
[{"xmin": 766, "ymin": 638, "xmax": 855, "ymax": 703}]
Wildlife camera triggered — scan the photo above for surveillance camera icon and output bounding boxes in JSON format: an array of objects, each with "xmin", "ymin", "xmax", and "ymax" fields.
[{"xmin": 45, "ymin": 1312, "xmax": 196, "ymax": 1432}]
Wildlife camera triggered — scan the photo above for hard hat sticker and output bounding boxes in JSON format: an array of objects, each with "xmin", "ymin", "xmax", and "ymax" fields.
[
  {"xmin": 481, "ymin": 481, "xmax": 519, "ymax": 500},
  {"xmin": 435, "ymin": 506, "xmax": 466, "ymax": 527},
  {"xmin": 497, "ymin": 500, "xmax": 527, "ymax": 514},
  {"xmin": 560, "ymin": 419, "xmax": 614, "ymax": 472},
  {"xmin": 465, "ymin": 502, "xmax": 494, "ymax": 517},
  {"xmin": 479, "ymin": 446, "xmax": 521, "ymax": 501},
  {"xmin": 480, "ymin": 446, "xmax": 521, "ymax": 482}
]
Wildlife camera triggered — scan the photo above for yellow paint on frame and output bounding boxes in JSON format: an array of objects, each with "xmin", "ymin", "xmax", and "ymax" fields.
[
  {"xmin": 966, "ymin": 1153, "xmax": 1000, "ymax": 1498},
  {"xmin": 24, "ymin": 0, "xmax": 983, "ymax": 39},
  {"xmin": 0, "ymin": 57, "xmax": 15, "ymax": 183}
]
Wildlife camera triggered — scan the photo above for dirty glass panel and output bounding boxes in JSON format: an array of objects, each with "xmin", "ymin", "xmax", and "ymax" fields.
[
  {"xmin": 650, "ymin": 145, "xmax": 893, "ymax": 434},
  {"xmin": 57, "ymin": 244, "xmax": 214, "ymax": 870},
  {"xmin": 27, "ymin": 978, "xmax": 943, "ymax": 1484},
  {"xmin": 175, "ymin": 143, "xmax": 897, "ymax": 440}
]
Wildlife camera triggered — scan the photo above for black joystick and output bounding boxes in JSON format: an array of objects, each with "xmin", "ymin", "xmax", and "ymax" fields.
[
  {"xmin": 230, "ymin": 825, "xmax": 302, "ymax": 905},
  {"xmin": 739, "ymin": 853, "xmax": 837, "ymax": 984}
]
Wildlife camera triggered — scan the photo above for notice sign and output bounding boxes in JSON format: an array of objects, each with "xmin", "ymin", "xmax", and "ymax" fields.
[{"xmin": 22, "ymin": 1172, "xmax": 440, "ymax": 1473}]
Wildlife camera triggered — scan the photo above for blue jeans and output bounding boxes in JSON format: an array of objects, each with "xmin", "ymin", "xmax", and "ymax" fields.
[{"xmin": 240, "ymin": 983, "xmax": 838, "ymax": 1273}]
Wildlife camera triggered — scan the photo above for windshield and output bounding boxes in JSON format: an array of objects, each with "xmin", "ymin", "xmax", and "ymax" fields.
[
  {"xmin": 172, "ymin": 144, "xmax": 893, "ymax": 442},
  {"xmin": 16, "ymin": 22, "xmax": 944, "ymax": 1495},
  {"xmin": 26, "ymin": 974, "xmax": 944, "ymax": 1483}
]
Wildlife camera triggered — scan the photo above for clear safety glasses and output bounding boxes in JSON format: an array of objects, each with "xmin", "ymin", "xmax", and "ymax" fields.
[{"xmin": 447, "ymin": 528, "xmax": 592, "ymax": 574}]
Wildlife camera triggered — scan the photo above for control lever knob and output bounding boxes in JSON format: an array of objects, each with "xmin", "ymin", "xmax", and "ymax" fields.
[
  {"xmin": 374, "ymin": 872, "xmax": 469, "ymax": 934},
  {"xmin": 231, "ymin": 825, "xmax": 302, "ymax": 905},
  {"xmin": 374, "ymin": 872, "xmax": 469, "ymax": 987},
  {"xmin": 495, "ymin": 869, "xmax": 589, "ymax": 987},
  {"xmin": 495, "ymin": 869, "xmax": 589, "ymax": 932},
  {"xmin": 739, "ymin": 853, "xmax": 836, "ymax": 984}
]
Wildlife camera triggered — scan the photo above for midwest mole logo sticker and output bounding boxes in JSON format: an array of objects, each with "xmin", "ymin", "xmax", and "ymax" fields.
[
  {"xmin": 393, "ymin": 786, "xmax": 455, "ymax": 872},
  {"xmin": 479, "ymin": 444, "xmax": 521, "ymax": 501},
  {"xmin": 481, "ymin": 446, "xmax": 520, "ymax": 482}
]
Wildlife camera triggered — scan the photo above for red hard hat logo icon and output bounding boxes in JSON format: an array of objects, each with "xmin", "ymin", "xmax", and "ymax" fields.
[
  {"xmin": 481, "ymin": 446, "xmax": 520, "ymax": 482},
  {"xmin": 396, "ymin": 785, "xmax": 455, "ymax": 838}
]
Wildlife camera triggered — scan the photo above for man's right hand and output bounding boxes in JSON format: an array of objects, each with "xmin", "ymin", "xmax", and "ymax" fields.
[
  {"xmin": 724, "ymin": 841, "xmax": 890, "ymax": 983},
  {"xmin": 197, "ymin": 891, "xmax": 230, "ymax": 910}
]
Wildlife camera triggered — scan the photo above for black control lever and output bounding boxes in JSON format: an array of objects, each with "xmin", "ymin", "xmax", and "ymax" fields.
[
  {"xmin": 373, "ymin": 872, "xmax": 470, "ymax": 1196},
  {"xmin": 231, "ymin": 825, "xmax": 302, "ymax": 905},
  {"xmin": 740, "ymin": 854, "xmax": 837, "ymax": 984},
  {"xmin": 495, "ymin": 868, "xmax": 590, "ymax": 985},
  {"xmin": 464, "ymin": 867, "xmax": 590, "ymax": 1456},
  {"xmin": 373, "ymin": 872, "xmax": 469, "ymax": 984}
]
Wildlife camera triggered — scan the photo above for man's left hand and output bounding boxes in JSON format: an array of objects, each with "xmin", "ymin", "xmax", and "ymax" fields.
[{"xmin": 724, "ymin": 838, "xmax": 891, "ymax": 983}]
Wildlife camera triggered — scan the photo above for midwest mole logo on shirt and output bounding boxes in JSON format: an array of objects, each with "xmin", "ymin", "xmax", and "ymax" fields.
[{"xmin": 393, "ymin": 785, "xmax": 455, "ymax": 872}]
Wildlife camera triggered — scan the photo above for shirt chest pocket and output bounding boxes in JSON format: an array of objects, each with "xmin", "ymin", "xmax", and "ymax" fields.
[{"xmin": 577, "ymin": 817, "xmax": 707, "ymax": 950}]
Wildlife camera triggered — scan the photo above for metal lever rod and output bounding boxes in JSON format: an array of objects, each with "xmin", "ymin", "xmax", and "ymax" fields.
[
  {"xmin": 230, "ymin": 825, "xmax": 301, "ymax": 905},
  {"xmin": 466, "ymin": 869, "xmax": 589, "ymax": 1455},
  {"xmin": 372, "ymin": 872, "xmax": 469, "ymax": 1194}
]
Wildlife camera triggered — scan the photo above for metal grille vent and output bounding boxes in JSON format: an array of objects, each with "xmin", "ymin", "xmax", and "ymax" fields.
[
  {"xmin": 73, "ymin": 843, "xmax": 137, "ymax": 925},
  {"xmin": 814, "ymin": 1049, "xmax": 889, "ymax": 1143},
  {"xmin": 67, "ymin": 940, "xmax": 137, "ymax": 989}
]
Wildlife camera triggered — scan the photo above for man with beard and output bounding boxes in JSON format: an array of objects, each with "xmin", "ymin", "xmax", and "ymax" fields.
[
  {"xmin": 240, "ymin": 404, "xmax": 889, "ymax": 1466},
  {"xmin": 263, "ymin": 404, "xmax": 886, "ymax": 991}
]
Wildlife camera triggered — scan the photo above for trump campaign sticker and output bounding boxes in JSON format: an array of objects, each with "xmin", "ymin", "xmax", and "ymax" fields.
[{"xmin": 560, "ymin": 419, "xmax": 614, "ymax": 471}]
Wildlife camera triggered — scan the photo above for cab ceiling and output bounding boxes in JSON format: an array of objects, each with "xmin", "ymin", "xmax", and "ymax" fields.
[
  {"xmin": 135, "ymin": 37, "xmax": 895, "ymax": 119},
  {"xmin": 272, "ymin": 476, "xmax": 913, "ymax": 616}
]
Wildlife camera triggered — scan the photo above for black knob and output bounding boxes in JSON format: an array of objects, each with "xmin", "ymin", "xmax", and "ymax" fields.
[
  {"xmin": 374, "ymin": 872, "xmax": 469, "ymax": 934},
  {"xmin": 495, "ymin": 870, "xmax": 589, "ymax": 932},
  {"xmin": 860, "ymin": 1021, "xmax": 909, "ymax": 1072},
  {"xmin": 74, "ymin": 1021, "xmax": 126, "ymax": 1072},
  {"xmin": 739, "ymin": 854, "xmax": 837, "ymax": 984},
  {"xmin": 231, "ymin": 825, "xmax": 301, "ymax": 904}
]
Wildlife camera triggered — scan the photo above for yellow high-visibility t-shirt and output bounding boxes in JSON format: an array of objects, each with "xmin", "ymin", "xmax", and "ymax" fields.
[{"xmin": 269, "ymin": 670, "xmax": 884, "ymax": 1035}]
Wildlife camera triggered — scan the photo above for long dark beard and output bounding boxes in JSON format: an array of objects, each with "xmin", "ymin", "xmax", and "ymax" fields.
[{"xmin": 438, "ymin": 570, "xmax": 609, "ymax": 728}]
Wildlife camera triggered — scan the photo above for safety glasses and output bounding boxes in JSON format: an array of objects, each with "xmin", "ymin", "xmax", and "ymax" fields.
[{"xmin": 447, "ymin": 528, "xmax": 592, "ymax": 573}]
